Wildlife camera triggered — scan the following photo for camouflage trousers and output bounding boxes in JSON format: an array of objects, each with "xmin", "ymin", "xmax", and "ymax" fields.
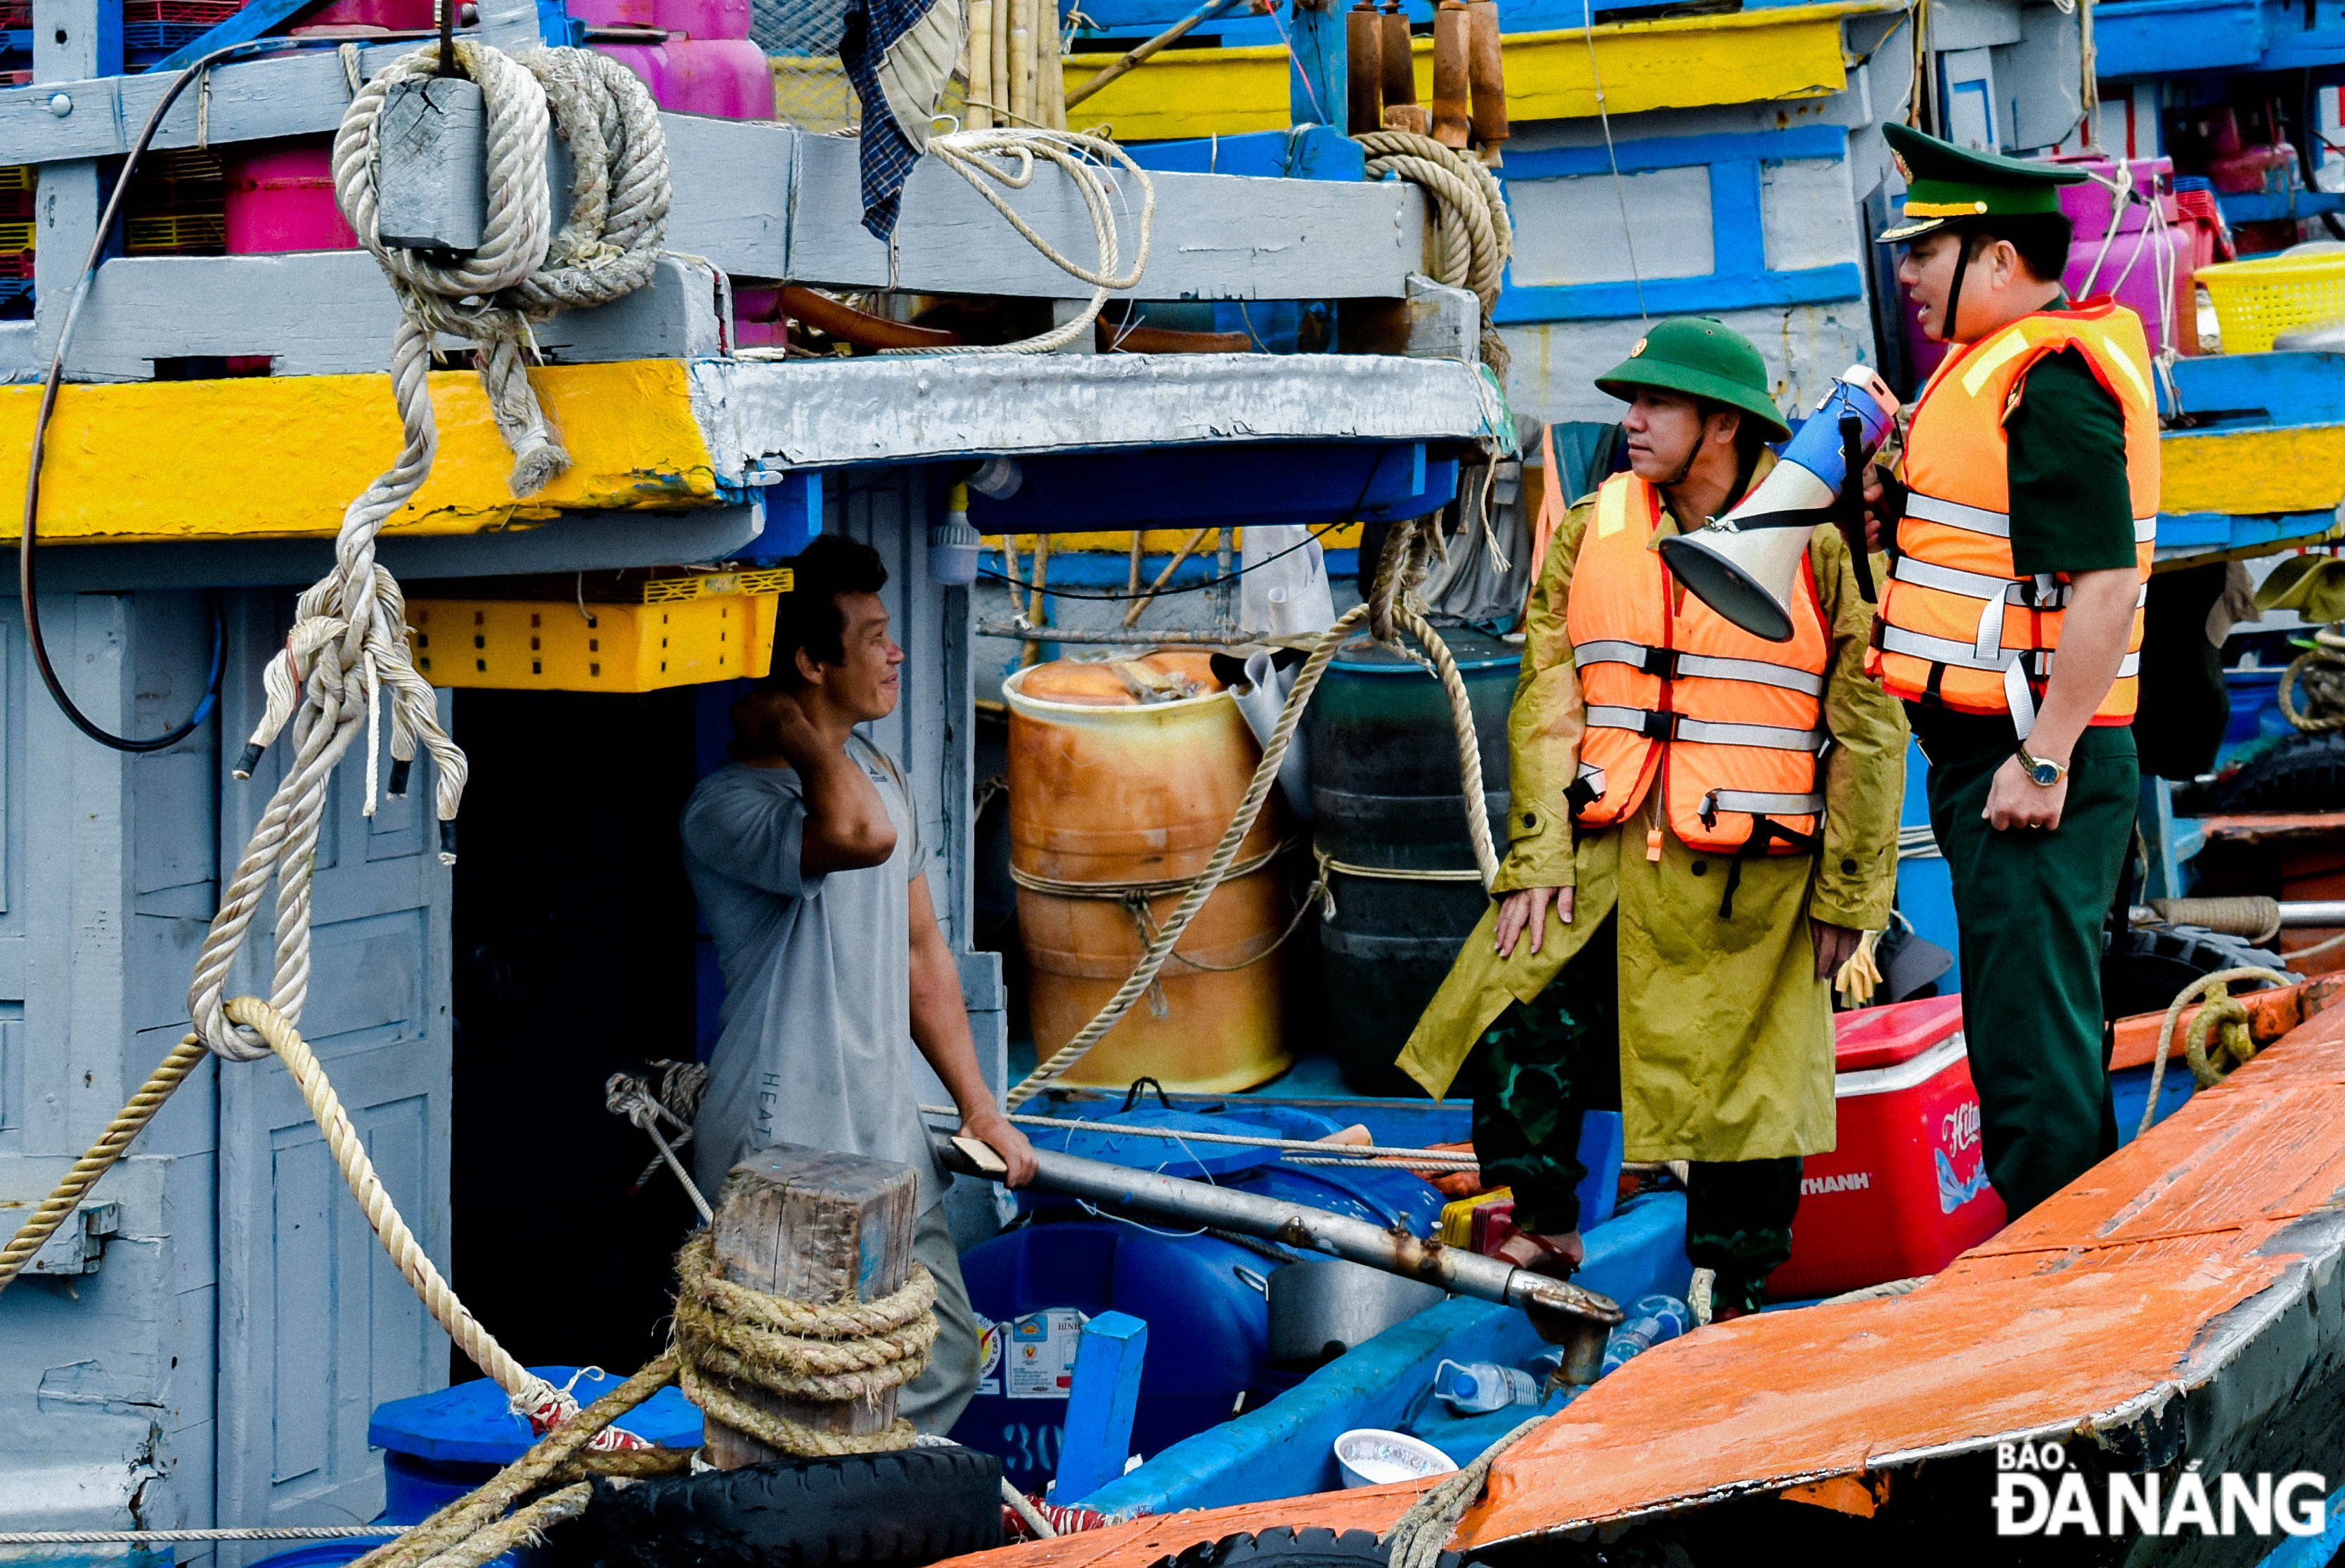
[{"xmin": 1467, "ymin": 915, "xmax": 1803, "ymax": 1316}]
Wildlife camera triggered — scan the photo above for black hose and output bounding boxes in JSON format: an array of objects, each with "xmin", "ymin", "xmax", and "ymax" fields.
[{"xmin": 20, "ymin": 37, "xmax": 311, "ymax": 752}]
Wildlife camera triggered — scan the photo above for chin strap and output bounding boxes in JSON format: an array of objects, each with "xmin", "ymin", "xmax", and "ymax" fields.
[{"xmin": 1943, "ymin": 225, "xmax": 1975, "ymax": 344}]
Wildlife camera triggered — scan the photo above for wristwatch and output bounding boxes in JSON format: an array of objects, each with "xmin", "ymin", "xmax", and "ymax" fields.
[{"xmin": 2015, "ymin": 744, "xmax": 2068, "ymax": 787}]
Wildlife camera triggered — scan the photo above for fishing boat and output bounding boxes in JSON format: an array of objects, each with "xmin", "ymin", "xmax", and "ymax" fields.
[{"xmin": 6, "ymin": 0, "xmax": 2345, "ymax": 1562}]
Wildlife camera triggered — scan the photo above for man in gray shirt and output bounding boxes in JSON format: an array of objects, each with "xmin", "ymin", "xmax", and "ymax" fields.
[{"xmin": 682, "ymin": 534, "xmax": 1035, "ymax": 1435}]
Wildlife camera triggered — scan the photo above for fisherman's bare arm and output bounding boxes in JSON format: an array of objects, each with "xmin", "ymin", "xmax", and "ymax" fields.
[
  {"xmin": 750, "ymin": 689, "xmax": 898, "ymax": 874},
  {"xmin": 907, "ymin": 874, "xmax": 1036, "ymax": 1186}
]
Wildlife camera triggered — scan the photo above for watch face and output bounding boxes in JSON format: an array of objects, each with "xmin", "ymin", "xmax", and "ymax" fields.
[{"xmin": 2029, "ymin": 760, "xmax": 2060, "ymax": 786}]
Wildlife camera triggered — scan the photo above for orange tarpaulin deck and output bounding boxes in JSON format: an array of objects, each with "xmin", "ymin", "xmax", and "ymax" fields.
[{"xmin": 942, "ymin": 994, "xmax": 2345, "ymax": 1567}]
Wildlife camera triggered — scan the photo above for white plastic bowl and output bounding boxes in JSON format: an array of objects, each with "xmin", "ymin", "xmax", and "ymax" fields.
[{"xmin": 1333, "ymin": 1427, "xmax": 1459, "ymax": 1489}]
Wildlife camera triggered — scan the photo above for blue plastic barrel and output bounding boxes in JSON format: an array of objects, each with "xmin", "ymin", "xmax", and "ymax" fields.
[{"xmin": 370, "ymin": 1366, "xmax": 705, "ymax": 1538}]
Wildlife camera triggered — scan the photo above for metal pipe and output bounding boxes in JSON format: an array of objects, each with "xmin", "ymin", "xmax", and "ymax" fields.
[
  {"xmin": 2130, "ymin": 901, "xmax": 2345, "ymax": 929},
  {"xmin": 977, "ymin": 619, "xmax": 1273, "ymax": 645},
  {"xmin": 934, "ymin": 1133, "xmax": 1623, "ymax": 1380}
]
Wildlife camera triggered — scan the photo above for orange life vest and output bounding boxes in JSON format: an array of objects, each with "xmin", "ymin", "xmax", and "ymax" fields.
[
  {"xmin": 1868, "ymin": 297, "xmax": 2159, "ymax": 726},
  {"xmin": 1567, "ymin": 471, "xmax": 1833, "ymax": 901}
]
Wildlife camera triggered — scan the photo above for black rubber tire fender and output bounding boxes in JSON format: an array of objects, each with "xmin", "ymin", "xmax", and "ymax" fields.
[
  {"xmin": 2101, "ymin": 923, "xmax": 2285, "ymax": 1025},
  {"xmin": 1152, "ymin": 1527, "xmax": 1457, "ymax": 1568},
  {"xmin": 573, "ymin": 1445, "xmax": 1005, "ymax": 1568},
  {"xmin": 2197, "ymin": 730, "xmax": 2345, "ymax": 815}
]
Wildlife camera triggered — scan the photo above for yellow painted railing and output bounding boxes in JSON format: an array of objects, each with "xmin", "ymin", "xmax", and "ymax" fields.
[
  {"xmin": 0, "ymin": 361, "xmax": 722, "ymax": 543},
  {"xmin": 1063, "ymin": 1, "xmax": 1901, "ymax": 143}
]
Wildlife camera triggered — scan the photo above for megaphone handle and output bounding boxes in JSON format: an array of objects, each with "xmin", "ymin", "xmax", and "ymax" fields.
[{"xmin": 1836, "ymin": 412, "xmax": 1877, "ymax": 604}]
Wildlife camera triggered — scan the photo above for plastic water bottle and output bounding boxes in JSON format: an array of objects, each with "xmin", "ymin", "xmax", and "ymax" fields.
[
  {"xmin": 929, "ymin": 481, "xmax": 979, "ymax": 585},
  {"xmin": 1599, "ymin": 1294, "xmax": 1693, "ymax": 1377},
  {"xmin": 1433, "ymin": 1357, "xmax": 1541, "ymax": 1413}
]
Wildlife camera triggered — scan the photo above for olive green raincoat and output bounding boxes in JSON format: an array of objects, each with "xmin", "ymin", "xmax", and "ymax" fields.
[{"xmin": 1395, "ymin": 458, "xmax": 1909, "ymax": 1162}]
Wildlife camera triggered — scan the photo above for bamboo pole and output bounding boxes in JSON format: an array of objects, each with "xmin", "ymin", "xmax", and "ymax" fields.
[
  {"xmin": 967, "ymin": 0, "xmax": 995, "ymax": 128},
  {"xmin": 1122, "ymin": 525, "xmax": 1211, "ymax": 628},
  {"xmin": 1019, "ymin": 534, "xmax": 1051, "ymax": 667},
  {"xmin": 1041, "ymin": 0, "xmax": 1066, "ymax": 128},
  {"xmin": 1009, "ymin": 0, "xmax": 1037, "ymax": 126},
  {"xmin": 1065, "ymin": 0, "xmax": 1238, "ymax": 110},
  {"xmin": 992, "ymin": 0, "xmax": 1012, "ymax": 126}
]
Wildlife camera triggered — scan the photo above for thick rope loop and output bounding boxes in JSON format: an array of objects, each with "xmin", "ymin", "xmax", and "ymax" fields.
[
  {"xmin": 2138, "ymin": 968, "xmax": 2289, "ymax": 1138},
  {"xmin": 673, "ymin": 1236, "xmax": 937, "ymax": 1456},
  {"xmin": 2280, "ymin": 628, "xmax": 2345, "ymax": 733},
  {"xmin": 907, "ymin": 129, "xmax": 1155, "ymax": 356},
  {"xmin": 1356, "ymin": 129, "xmax": 1511, "ymax": 372}
]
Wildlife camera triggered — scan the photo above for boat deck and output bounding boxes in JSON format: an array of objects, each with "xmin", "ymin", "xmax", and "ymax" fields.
[{"xmin": 942, "ymin": 987, "xmax": 2345, "ymax": 1564}]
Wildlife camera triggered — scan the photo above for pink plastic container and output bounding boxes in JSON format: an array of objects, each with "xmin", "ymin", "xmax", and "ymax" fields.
[
  {"xmin": 732, "ymin": 285, "xmax": 786, "ymax": 349},
  {"xmin": 567, "ymin": 0, "xmax": 655, "ymax": 26},
  {"xmin": 224, "ymin": 139, "xmax": 360, "ymax": 253},
  {"xmin": 291, "ymin": 0, "xmax": 435, "ymax": 29},
  {"xmin": 593, "ymin": 39, "xmax": 774, "ymax": 118},
  {"xmin": 2045, "ymin": 154, "xmax": 2176, "ymax": 242},
  {"xmin": 1903, "ymin": 223, "xmax": 2197, "ymax": 385},
  {"xmin": 650, "ymin": 0, "xmax": 750, "ymax": 37}
]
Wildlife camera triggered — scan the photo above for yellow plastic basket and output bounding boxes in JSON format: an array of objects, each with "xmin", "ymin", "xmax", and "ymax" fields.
[
  {"xmin": 408, "ymin": 592, "xmax": 780, "ymax": 692},
  {"xmin": 2196, "ymin": 252, "xmax": 2345, "ymax": 354}
]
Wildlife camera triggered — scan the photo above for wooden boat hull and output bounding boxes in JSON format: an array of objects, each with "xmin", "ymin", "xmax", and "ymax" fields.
[{"xmin": 940, "ymin": 990, "xmax": 2345, "ymax": 1566}]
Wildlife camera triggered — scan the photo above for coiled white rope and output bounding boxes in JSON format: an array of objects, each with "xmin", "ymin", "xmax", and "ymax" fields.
[{"xmin": 915, "ymin": 128, "xmax": 1155, "ymax": 355}]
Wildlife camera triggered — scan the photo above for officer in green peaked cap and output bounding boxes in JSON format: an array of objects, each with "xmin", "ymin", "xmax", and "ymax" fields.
[
  {"xmin": 1875, "ymin": 120, "xmax": 2091, "ymax": 245},
  {"xmin": 1866, "ymin": 117, "xmax": 2161, "ymax": 1226}
]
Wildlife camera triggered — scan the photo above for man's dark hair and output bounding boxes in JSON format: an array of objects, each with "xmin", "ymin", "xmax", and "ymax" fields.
[
  {"xmin": 758, "ymin": 534, "xmax": 888, "ymax": 690},
  {"xmin": 1960, "ymin": 214, "xmax": 2075, "ymax": 285}
]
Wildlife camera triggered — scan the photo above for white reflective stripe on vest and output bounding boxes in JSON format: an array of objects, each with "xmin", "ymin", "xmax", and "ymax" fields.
[
  {"xmin": 1573, "ymin": 640, "xmax": 1825, "ymax": 696},
  {"xmin": 1906, "ymin": 491, "xmax": 2012, "ymax": 537},
  {"xmin": 2131, "ymin": 516, "xmax": 2157, "ymax": 543},
  {"xmin": 1882, "ymin": 625, "xmax": 2144, "ymax": 679},
  {"xmin": 1589, "ymin": 705, "xmax": 1825, "ymax": 751},
  {"xmin": 1705, "ymin": 787, "xmax": 1826, "ymax": 816},
  {"xmin": 1679, "ymin": 717, "xmax": 1827, "ymax": 751}
]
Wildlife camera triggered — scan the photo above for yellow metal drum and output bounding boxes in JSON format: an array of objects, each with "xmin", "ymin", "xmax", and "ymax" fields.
[{"xmin": 1004, "ymin": 653, "xmax": 1291, "ymax": 1092}]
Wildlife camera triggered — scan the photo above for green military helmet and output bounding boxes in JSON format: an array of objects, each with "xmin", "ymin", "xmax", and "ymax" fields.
[
  {"xmin": 1875, "ymin": 121, "xmax": 2089, "ymax": 244},
  {"xmin": 1594, "ymin": 317, "xmax": 1791, "ymax": 443}
]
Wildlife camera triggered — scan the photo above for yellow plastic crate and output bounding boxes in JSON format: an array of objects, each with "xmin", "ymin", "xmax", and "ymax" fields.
[
  {"xmin": 1436, "ymin": 1188, "xmax": 1513, "ymax": 1248},
  {"xmin": 0, "ymin": 167, "xmax": 31, "ymax": 193},
  {"xmin": 0, "ymin": 221, "xmax": 31, "ymax": 253},
  {"xmin": 2197, "ymin": 252, "xmax": 2345, "ymax": 354},
  {"xmin": 124, "ymin": 212, "xmax": 226, "ymax": 252},
  {"xmin": 408, "ymin": 591, "xmax": 780, "ymax": 692}
]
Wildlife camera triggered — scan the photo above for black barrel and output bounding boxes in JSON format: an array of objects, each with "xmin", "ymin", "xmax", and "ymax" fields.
[{"xmin": 1306, "ymin": 628, "xmax": 1517, "ymax": 1095}]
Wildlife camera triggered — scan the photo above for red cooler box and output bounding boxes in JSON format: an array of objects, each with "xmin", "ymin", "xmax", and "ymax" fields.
[{"xmin": 1767, "ymin": 994, "xmax": 2006, "ymax": 1300}]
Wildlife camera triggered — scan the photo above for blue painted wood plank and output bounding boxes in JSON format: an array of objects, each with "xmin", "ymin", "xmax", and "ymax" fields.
[
  {"xmin": 1285, "ymin": 2, "xmax": 1343, "ymax": 133},
  {"xmin": 964, "ymin": 441, "xmax": 1452, "ymax": 533},
  {"xmin": 1497, "ymin": 125, "xmax": 1847, "ymax": 183},
  {"xmin": 739, "ymin": 471, "xmax": 823, "ymax": 562},
  {"xmin": 146, "ymin": 0, "xmax": 320, "ymax": 75},
  {"xmin": 1056, "ymin": 1310, "xmax": 1150, "ymax": 1503},
  {"xmin": 1492, "ymin": 262, "xmax": 1865, "ymax": 325},
  {"xmin": 1120, "ymin": 125, "xmax": 1367, "ymax": 181},
  {"xmin": 2216, "ymin": 187, "xmax": 2345, "ymax": 224},
  {"xmin": 2091, "ymin": 0, "xmax": 2264, "ymax": 78},
  {"xmin": 1707, "ymin": 159, "xmax": 1767, "ymax": 280}
]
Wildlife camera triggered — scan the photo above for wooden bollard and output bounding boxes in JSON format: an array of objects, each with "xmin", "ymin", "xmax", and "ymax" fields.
[
  {"xmin": 1430, "ymin": 0, "xmax": 1471, "ymax": 149},
  {"xmin": 702, "ymin": 1143, "xmax": 922, "ymax": 1469},
  {"xmin": 1347, "ymin": 1, "xmax": 1384, "ymax": 136},
  {"xmin": 1466, "ymin": 0, "xmax": 1506, "ymax": 145},
  {"xmin": 1379, "ymin": 0, "xmax": 1415, "ymax": 110}
]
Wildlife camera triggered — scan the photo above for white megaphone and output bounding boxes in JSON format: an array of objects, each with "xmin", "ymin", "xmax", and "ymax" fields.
[{"xmin": 1655, "ymin": 365, "xmax": 1901, "ymax": 642}]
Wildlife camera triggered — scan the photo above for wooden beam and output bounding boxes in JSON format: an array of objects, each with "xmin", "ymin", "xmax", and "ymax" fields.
[
  {"xmin": 0, "ymin": 360, "xmax": 729, "ymax": 542},
  {"xmin": 704, "ymin": 1143, "xmax": 922, "ymax": 1467},
  {"xmin": 1055, "ymin": 1311, "xmax": 1149, "ymax": 1503},
  {"xmin": 692, "ymin": 352, "xmax": 1498, "ymax": 470}
]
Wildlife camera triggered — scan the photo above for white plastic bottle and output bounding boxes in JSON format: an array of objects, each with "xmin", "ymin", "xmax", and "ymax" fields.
[{"xmin": 1432, "ymin": 1357, "xmax": 1540, "ymax": 1413}]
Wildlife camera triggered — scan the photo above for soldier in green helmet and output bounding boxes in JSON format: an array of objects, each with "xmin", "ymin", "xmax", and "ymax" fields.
[{"xmin": 1397, "ymin": 318, "xmax": 1908, "ymax": 1318}]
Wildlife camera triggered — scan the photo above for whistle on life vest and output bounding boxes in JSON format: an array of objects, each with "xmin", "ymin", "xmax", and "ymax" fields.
[{"xmin": 1656, "ymin": 365, "xmax": 1901, "ymax": 643}]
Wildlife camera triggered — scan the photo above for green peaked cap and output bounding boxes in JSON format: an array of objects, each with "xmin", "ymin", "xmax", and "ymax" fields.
[
  {"xmin": 1875, "ymin": 122, "xmax": 2090, "ymax": 242},
  {"xmin": 1593, "ymin": 317, "xmax": 1791, "ymax": 442}
]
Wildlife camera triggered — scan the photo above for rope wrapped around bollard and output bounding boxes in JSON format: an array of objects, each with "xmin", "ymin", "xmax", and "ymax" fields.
[{"xmin": 671, "ymin": 1233, "xmax": 941, "ymax": 1456}]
